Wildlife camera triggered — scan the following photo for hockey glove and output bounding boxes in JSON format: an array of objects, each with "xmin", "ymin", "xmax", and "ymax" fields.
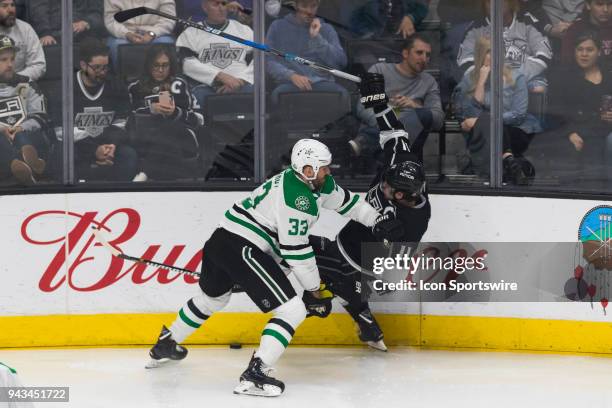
[
  {"xmin": 302, "ymin": 284, "xmax": 333, "ymax": 318},
  {"xmin": 372, "ymin": 213, "xmax": 405, "ymax": 245},
  {"xmin": 359, "ymin": 73, "xmax": 388, "ymax": 109}
]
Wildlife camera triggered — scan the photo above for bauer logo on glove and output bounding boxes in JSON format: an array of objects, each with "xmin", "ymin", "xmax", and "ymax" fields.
[{"xmin": 359, "ymin": 73, "xmax": 388, "ymax": 109}]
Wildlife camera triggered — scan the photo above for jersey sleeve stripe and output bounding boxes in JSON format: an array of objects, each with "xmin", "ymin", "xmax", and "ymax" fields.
[
  {"xmin": 225, "ymin": 210, "xmax": 281, "ymax": 256},
  {"xmin": 341, "ymin": 187, "xmax": 350, "ymax": 206},
  {"xmin": 233, "ymin": 204, "xmax": 279, "ymax": 239},
  {"xmin": 337, "ymin": 194, "xmax": 360, "ymax": 215}
]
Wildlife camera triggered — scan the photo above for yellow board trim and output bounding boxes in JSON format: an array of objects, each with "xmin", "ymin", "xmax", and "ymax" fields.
[{"xmin": 2, "ymin": 313, "xmax": 612, "ymax": 355}]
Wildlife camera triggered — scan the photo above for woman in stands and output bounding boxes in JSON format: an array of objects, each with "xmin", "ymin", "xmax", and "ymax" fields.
[
  {"xmin": 453, "ymin": 36, "xmax": 541, "ymax": 185},
  {"xmin": 547, "ymin": 31, "xmax": 612, "ymax": 186},
  {"xmin": 128, "ymin": 44, "xmax": 203, "ymax": 180}
]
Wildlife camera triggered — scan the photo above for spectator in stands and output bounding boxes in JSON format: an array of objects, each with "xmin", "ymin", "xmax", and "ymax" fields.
[
  {"xmin": 0, "ymin": 0, "xmax": 45, "ymax": 81},
  {"xmin": 548, "ymin": 31, "xmax": 612, "ymax": 182},
  {"xmin": 454, "ymin": 36, "xmax": 541, "ymax": 185},
  {"xmin": 353, "ymin": 34, "xmax": 443, "ymax": 160},
  {"xmin": 73, "ymin": 38, "xmax": 140, "ymax": 182},
  {"xmin": 457, "ymin": 0, "xmax": 552, "ymax": 94},
  {"xmin": 177, "ymin": 0, "xmax": 254, "ymax": 110},
  {"xmin": 540, "ymin": 1, "xmax": 585, "ymax": 39},
  {"xmin": 128, "ymin": 44, "xmax": 203, "ymax": 180},
  {"xmin": 346, "ymin": 0, "xmax": 429, "ymax": 39},
  {"xmin": 264, "ymin": 0, "xmax": 296, "ymax": 19},
  {"xmin": 561, "ymin": 0, "xmax": 612, "ymax": 69},
  {"xmin": 104, "ymin": 0, "xmax": 176, "ymax": 68},
  {"xmin": 438, "ymin": 0, "xmax": 481, "ymax": 105},
  {"xmin": 177, "ymin": 0, "xmax": 252, "ymax": 24},
  {"xmin": 29, "ymin": 0, "xmax": 104, "ymax": 46},
  {"xmin": 266, "ymin": 0, "xmax": 348, "ymax": 106},
  {"xmin": 0, "ymin": 35, "xmax": 49, "ymax": 185}
]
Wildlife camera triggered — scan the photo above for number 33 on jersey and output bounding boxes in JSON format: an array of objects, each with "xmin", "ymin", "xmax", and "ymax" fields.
[{"xmin": 221, "ymin": 169, "xmax": 379, "ymax": 291}]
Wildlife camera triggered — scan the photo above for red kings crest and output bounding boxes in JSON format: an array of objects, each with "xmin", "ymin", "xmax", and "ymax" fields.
[{"xmin": 20, "ymin": 208, "xmax": 202, "ymax": 292}]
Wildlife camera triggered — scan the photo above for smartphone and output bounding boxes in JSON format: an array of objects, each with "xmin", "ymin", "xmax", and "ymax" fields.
[{"xmin": 159, "ymin": 91, "xmax": 174, "ymax": 106}]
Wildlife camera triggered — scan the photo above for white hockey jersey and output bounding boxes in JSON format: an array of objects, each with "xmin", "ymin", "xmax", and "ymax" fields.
[
  {"xmin": 220, "ymin": 169, "xmax": 379, "ymax": 291},
  {"xmin": 176, "ymin": 20, "xmax": 254, "ymax": 87}
]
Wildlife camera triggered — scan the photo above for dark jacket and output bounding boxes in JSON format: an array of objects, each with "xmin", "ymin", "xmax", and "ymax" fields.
[
  {"xmin": 549, "ymin": 66, "xmax": 612, "ymax": 140},
  {"xmin": 29, "ymin": 0, "xmax": 104, "ymax": 39},
  {"xmin": 348, "ymin": 0, "xmax": 429, "ymax": 38}
]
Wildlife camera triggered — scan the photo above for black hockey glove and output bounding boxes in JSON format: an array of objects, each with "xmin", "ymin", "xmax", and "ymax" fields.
[
  {"xmin": 302, "ymin": 284, "xmax": 333, "ymax": 318},
  {"xmin": 359, "ymin": 73, "xmax": 404, "ymax": 131},
  {"xmin": 359, "ymin": 73, "xmax": 388, "ymax": 109},
  {"xmin": 372, "ymin": 213, "xmax": 405, "ymax": 245}
]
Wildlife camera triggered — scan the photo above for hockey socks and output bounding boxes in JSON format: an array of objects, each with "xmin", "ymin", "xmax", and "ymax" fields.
[
  {"xmin": 168, "ymin": 291, "xmax": 230, "ymax": 343},
  {"xmin": 255, "ymin": 297, "xmax": 306, "ymax": 366},
  {"xmin": 256, "ymin": 318, "xmax": 296, "ymax": 366},
  {"xmin": 169, "ymin": 298, "xmax": 210, "ymax": 343}
]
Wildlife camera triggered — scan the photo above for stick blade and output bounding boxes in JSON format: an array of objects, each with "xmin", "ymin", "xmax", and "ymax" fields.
[{"xmin": 114, "ymin": 7, "xmax": 148, "ymax": 23}]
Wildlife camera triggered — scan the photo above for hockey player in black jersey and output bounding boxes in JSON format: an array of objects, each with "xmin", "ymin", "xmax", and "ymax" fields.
[{"xmin": 312, "ymin": 73, "xmax": 431, "ymax": 351}]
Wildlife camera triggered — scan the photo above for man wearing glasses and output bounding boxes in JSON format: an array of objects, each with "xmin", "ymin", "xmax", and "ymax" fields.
[{"xmin": 73, "ymin": 37, "xmax": 140, "ymax": 182}]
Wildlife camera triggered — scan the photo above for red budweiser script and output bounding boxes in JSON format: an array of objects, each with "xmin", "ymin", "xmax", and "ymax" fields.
[{"xmin": 21, "ymin": 208, "xmax": 202, "ymax": 292}]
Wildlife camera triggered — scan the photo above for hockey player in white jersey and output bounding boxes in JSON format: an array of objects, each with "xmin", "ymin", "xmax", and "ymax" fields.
[{"xmin": 147, "ymin": 138, "xmax": 397, "ymax": 397}]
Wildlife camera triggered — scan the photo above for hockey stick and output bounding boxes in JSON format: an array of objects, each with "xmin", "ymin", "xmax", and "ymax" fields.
[
  {"xmin": 114, "ymin": 7, "xmax": 361, "ymax": 83},
  {"xmin": 91, "ymin": 227, "xmax": 201, "ymax": 278}
]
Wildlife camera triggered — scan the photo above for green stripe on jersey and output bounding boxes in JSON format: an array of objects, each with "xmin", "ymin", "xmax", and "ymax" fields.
[
  {"xmin": 225, "ymin": 210, "xmax": 281, "ymax": 256},
  {"xmin": 179, "ymin": 308, "xmax": 201, "ymax": 329},
  {"xmin": 338, "ymin": 194, "xmax": 360, "ymax": 215},
  {"xmin": 262, "ymin": 329, "xmax": 290, "ymax": 348}
]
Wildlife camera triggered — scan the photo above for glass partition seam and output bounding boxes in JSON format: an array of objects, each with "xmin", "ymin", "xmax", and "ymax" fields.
[
  {"xmin": 253, "ymin": 1, "xmax": 265, "ymax": 184},
  {"xmin": 61, "ymin": 0, "xmax": 74, "ymax": 185},
  {"xmin": 491, "ymin": 0, "xmax": 504, "ymax": 188}
]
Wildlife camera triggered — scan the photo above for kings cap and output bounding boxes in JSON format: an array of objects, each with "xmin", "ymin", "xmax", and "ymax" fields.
[{"xmin": 0, "ymin": 35, "xmax": 18, "ymax": 53}]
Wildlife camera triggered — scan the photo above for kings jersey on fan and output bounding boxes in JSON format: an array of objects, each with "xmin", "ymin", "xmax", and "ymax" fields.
[{"xmin": 73, "ymin": 71, "xmax": 128, "ymax": 142}]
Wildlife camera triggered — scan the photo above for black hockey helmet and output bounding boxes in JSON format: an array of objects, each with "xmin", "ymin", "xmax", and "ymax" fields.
[{"xmin": 383, "ymin": 160, "xmax": 425, "ymax": 198}]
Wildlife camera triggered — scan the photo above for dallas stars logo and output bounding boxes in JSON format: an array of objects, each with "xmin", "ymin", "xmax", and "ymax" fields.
[{"xmin": 295, "ymin": 196, "xmax": 310, "ymax": 211}]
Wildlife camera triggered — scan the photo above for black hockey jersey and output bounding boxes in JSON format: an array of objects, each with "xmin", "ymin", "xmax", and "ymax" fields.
[
  {"xmin": 337, "ymin": 135, "xmax": 431, "ymax": 269},
  {"xmin": 73, "ymin": 72, "xmax": 129, "ymax": 162},
  {"xmin": 127, "ymin": 76, "xmax": 201, "ymax": 128}
]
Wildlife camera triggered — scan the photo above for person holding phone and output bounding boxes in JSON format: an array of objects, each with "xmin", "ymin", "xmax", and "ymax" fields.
[
  {"xmin": 548, "ymin": 30, "xmax": 612, "ymax": 185},
  {"xmin": 128, "ymin": 44, "xmax": 203, "ymax": 180}
]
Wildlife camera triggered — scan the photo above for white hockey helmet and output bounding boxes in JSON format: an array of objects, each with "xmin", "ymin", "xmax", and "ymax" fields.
[{"xmin": 291, "ymin": 139, "xmax": 332, "ymax": 181}]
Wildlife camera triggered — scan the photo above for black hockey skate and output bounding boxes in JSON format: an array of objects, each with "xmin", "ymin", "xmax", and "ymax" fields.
[
  {"xmin": 145, "ymin": 325, "xmax": 188, "ymax": 369},
  {"xmin": 233, "ymin": 354, "xmax": 285, "ymax": 397},
  {"xmin": 356, "ymin": 309, "xmax": 388, "ymax": 352}
]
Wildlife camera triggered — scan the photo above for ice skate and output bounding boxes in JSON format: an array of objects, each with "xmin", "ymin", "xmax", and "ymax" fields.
[
  {"xmin": 356, "ymin": 310, "xmax": 388, "ymax": 352},
  {"xmin": 233, "ymin": 354, "xmax": 284, "ymax": 397},
  {"xmin": 145, "ymin": 325, "xmax": 188, "ymax": 369}
]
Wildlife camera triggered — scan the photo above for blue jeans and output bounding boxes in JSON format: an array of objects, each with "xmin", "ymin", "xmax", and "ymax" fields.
[
  {"xmin": 0, "ymin": 129, "xmax": 48, "ymax": 178},
  {"xmin": 191, "ymin": 82, "xmax": 254, "ymax": 111},
  {"xmin": 270, "ymin": 81, "xmax": 350, "ymax": 108},
  {"xmin": 107, "ymin": 35, "xmax": 175, "ymax": 69}
]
